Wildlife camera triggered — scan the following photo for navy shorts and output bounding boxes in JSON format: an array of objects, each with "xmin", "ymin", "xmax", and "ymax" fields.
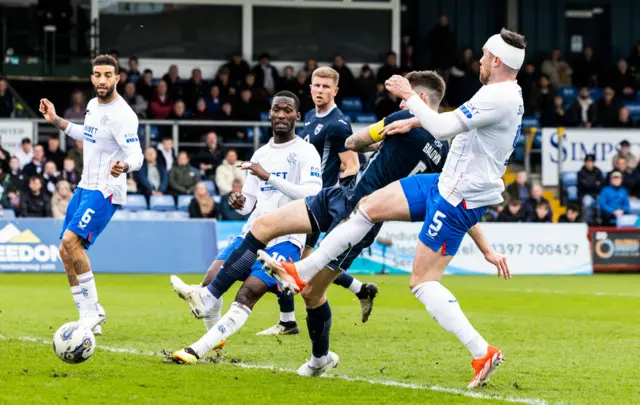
[
  {"xmin": 305, "ymin": 186, "xmax": 382, "ymax": 271},
  {"xmin": 60, "ymin": 188, "xmax": 118, "ymax": 249},
  {"xmin": 399, "ymin": 174, "xmax": 487, "ymax": 256}
]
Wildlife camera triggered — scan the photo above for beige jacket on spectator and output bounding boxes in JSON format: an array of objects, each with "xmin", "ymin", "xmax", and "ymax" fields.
[
  {"xmin": 51, "ymin": 193, "xmax": 71, "ymax": 219},
  {"xmin": 215, "ymin": 160, "xmax": 246, "ymax": 195},
  {"xmin": 611, "ymin": 151, "xmax": 638, "ymax": 170},
  {"xmin": 541, "ymin": 60, "xmax": 572, "ymax": 88}
]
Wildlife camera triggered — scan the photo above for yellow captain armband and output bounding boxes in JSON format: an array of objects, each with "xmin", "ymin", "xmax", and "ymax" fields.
[{"xmin": 368, "ymin": 120, "xmax": 385, "ymax": 142}]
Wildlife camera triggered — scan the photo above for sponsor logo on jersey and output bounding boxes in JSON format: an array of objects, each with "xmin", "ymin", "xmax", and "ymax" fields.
[
  {"xmin": 83, "ymin": 125, "xmax": 98, "ymax": 143},
  {"xmin": 124, "ymin": 132, "xmax": 139, "ymax": 143},
  {"xmin": 314, "ymin": 124, "xmax": 323, "ymax": 135},
  {"xmin": 459, "ymin": 102, "xmax": 478, "ymax": 119},
  {"xmin": 310, "ymin": 166, "xmax": 321, "ymax": 178}
]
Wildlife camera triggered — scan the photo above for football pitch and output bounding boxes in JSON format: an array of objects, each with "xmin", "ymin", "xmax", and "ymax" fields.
[{"xmin": 1, "ymin": 273, "xmax": 638, "ymax": 405}]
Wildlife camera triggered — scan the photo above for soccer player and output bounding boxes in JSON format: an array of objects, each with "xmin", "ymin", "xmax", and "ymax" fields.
[
  {"xmin": 39, "ymin": 55, "xmax": 143, "ymax": 334},
  {"xmin": 169, "ymin": 91, "xmax": 322, "ymax": 362},
  {"xmin": 169, "ymin": 71, "xmax": 451, "ymax": 369},
  {"xmin": 264, "ymin": 29, "xmax": 522, "ymax": 387}
]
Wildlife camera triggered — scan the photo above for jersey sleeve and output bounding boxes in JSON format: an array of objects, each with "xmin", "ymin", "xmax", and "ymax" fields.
[
  {"xmin": 299, "ymin": 145, "xmax": 323, "ymax": 187},
  {"xmin": 453, "ymin": 86, "xmax": 503, "ymax": 132},
  {"xmin": 329, "ymin": 120, "xmax": 352, "ymax": 153},
  {"xmin": 112, "ymin": 111, "xmax": 144, "ymax": 172}
]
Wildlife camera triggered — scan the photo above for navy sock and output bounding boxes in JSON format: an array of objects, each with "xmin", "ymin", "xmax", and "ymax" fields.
[
  {"xmin": 332, "ymin": 272, "xmax": 354, "ymax": 289},
  {"xmin": 278, "ymin": 292, "xmax": 295, "ymax": 314},
  {"xmin": 208, "ymin": 232, "xmax": 266, "ymax": 299},
  {"xmin": 306, "ymin": 301, "xmax": 332, "ymax": 358}
]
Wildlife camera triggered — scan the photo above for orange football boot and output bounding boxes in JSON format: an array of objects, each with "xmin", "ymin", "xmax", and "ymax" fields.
[
  {"xmin": 257, "ymin": 250, "xmax": 307, "ymax": 293},
  {"xmin": 468, "ymin": 345, "xmax": 504, "ymax": 389}
]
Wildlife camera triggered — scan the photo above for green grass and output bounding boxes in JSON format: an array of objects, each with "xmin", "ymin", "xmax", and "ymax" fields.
[{"xmin": 1, "ymin": 274, "xmax": 639, "ymax": 405}]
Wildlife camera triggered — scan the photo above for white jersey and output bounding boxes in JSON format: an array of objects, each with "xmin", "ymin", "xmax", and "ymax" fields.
[
  {"xmin": 440, "ymin": 80, "xmax": 524, "ymax": 209},
  {"xmin": 239, "ymin": 136, "xmax": 322, "ymax": 249},
  {"xmin": 65, "ymin": 95, "xmax": 143, "ymax": 204}
]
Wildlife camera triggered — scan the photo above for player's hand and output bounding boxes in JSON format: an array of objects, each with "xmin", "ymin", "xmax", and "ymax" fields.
[
  {"xmin": 110, "ymin": 160, "xmax": 128, "ymax": 177},
  {"xmin": 229, "ymin": 192, "xmax": 246, "ymax": 210},
  {"xmin": 384, "ymin": 75, "xmax": 415, "ymax": 100},
  {"xmin": 239, "ymin": 162, "xmax": 270, "ymax": 181},
  {"xmin": 379, "ymin": 118, "xmax": 416, "ymax": 136},
  {"xmin": 39, "ymin": 98, "xmax": 58, "ymax": 124},
  {"xmin": 484, "ymin": 250, "xmax": 511, "ymax": 280}
]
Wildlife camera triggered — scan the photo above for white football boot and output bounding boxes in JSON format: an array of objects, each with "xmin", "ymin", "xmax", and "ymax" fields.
[
  {"xmin": 297, "ymin": 352, "xmax": 340, "ymax": 377},
  {"xmin": 92, "ymin": 303, "xmax": 106, "ymax": 335},
  {"xmin": 170, "ymin": 275, "xmax": 215, "ymax": 319}
]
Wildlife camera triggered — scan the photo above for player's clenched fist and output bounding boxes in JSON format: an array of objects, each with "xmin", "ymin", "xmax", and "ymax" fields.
[
  {"xmin": 39, "ymin": 98, "xmax": 58, "ymax": 123},
  {"xmin": 384, "ymin": 75, "xmax": 413, "ymax": 99},
  {"xmin": 229, "ymin": 192, "xmax": 246, "ymax": 210},
  {"xmin": 110, "ymin": 160, "xmax": 129, "ymax": 177}
]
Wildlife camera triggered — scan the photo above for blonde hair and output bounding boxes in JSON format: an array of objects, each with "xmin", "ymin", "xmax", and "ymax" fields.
[{"xmin": 311, "ymin": 67, "xmax": 340, "ymax": 86}]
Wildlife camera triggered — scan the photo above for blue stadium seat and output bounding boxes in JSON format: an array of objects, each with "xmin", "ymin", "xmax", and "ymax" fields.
[
  {"xmin": 341, "ymin": 98, "xmax": 363, "ymax": 113},
  {"xmin": 624, "ymin": 102, "xmax": 640, "ymax": 120},
  {"xmin": 354, "ymin": 113, "xmax": 377, "ymax": 124},
  {"xmin": 135, "ymin": 210, "xmax": 167, "ymax": 220},
  {"xmin": 123, "ymin": 194, "xmax": 147, "ymax": 211},
  {"xmin": 149, "ymin": 195, "xmax": 176, "ymax": 211},
  {"xmin": 0, "ymin": 209, "xmax": 16, "ymax": 220},
  {"xmin": 178, "ymin": 194, "xmax": 193, "ymax": 211},
  {"xmin": 590, "ymin": 88, "xmax": 603, "ymax": 102},
  {"xmin": 559, "ymin": 87, "xmax": 577, "ymax": 106},
  {"xmin": 521, "ymin": 116, "xmax": 539, "ymax": 128},
  {"xmin": 203, "ymin": 180, "xmax": 216, "ymax": 196},
  {"xmin": 617, "ymin": 214, "xmax": 639, "ymax": 228},
  {"xmin": 629, "ymin": 199, "xmax": 640, "ymax": 215},
  {"xmin": 166, "ymin": 210, "xmax": 190, "ymax": 219},
  {"xmin": 562, "ymin": 171, "xmax": 578, "ymax": 187},
  {"xmin": 566, "ymin": 185, "xmax": 578, "ymax": 201},
  {"xmin": 111, "ymin": 210, "xmax": 131, "ymax": 220},
  {"xmin": 260, "ymin": 112, "xmax": 270, "ymax": 121}
]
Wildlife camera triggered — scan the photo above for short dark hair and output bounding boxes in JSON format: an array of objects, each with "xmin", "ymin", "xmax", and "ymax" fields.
[
  {"xmin": 226, "ymin": 148, "xmax": 237, "ymax": 156},
  {"xmin": 143, "ymin": 68, "xmax": 153, "ymax": 74},
  {"xmin": 500, "ymin": 28, "xmax": 526, "ymax": 50},
  {"xmin": 92, "ymin": 54, "xmax": 119, "ymax": 74},
  {"xmin": 536, "ymin": 201, "xmax": 550, "ymax": 210},
  {"xmin": 29, "ymin": 175, "xmax": 42, "ymax": 185},
  {"xmin": 21, "ymin": 138, "xmax": 31, "ymax": 145},
  {"xmin": 620, "ymin": 140, "xmax": 630, "ymax": 147},
  {"xmin": 129, "ymin": 56, "xmax": 138, "ymax": 63},
  {"xmin": 273, "ymin": 91, "xmax": 300, "ymax": 111},
  {"xmin": 404, "ymin": 70, "xmax": 446, "ymax": 107},
  {"xmin": 49, "ymin": 134, "xmax": 59, "ymax": 141},
  {"xmin": 567, "ymin": 203, "xmax": 581, "ymax": 213}
]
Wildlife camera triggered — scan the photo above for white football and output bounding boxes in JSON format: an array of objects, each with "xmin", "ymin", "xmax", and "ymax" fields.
[{"xmin": 52, "ymin": 322, "xmax": 96, "ymax": 364}]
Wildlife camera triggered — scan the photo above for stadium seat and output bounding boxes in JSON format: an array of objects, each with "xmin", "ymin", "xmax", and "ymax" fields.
[
  {"xmin": 354, "ymin": 113, "xmax": 377, "ymax": 124},
  {"xmin": 149, "ymin": 195, "xmax": 176, "ymax": 211},
  {"xmin": 623, "ymin": 102, "xmax": 640, "ymax": 120},
  {"xmin": 521, "ymin": 116, "xmax": 539, "ymax": 128},
  {"xmin": 590, "ymin": 88, "xmax": 603, "ymax": 102},
  {"xmin": 135, "ymin": 210, "xmax": 167, "ymax": 220},
  {"xmin": 616, "ymin": 214, "xmax": 639, "ymax": 228},
  {"xmin": 0, "ymin": 209, "xmax": 16, "ymax": 220},
  {"xmin": 111, "ymin": 210, "xmax": 131, "ymax": 220},
  {"xmin": 341, "ymin": 97, "xmax": 363, "ymax": 113},
  {"xmin": 123, "ymin": 194, "xmax": 148, "ymax": 211},
  {"xmin": 566, "ymin": 185, "xmax": 578, "ymax": 201},
  {"xmin": 203, "ymin": 180, "xmax": 216, "ymax": 196},
  {"xmin": 166, "ymin": 210, "xmax": 190, "ymax": 219},
  {"xmin": 629, "ymin": 199, "xmax": 640, "ymax": 215},
  {"xmin": 177, "ymin": 195, "xmax": 193, "ymax": 211},
  {"xmin": 260, "ymin": 112, "xmax": 269, "ymax": 121},
  {"xmin": 562, "ymin": 171, "xmax": 578, "ymax": 186},
  {"xmin": 559, "ymin": 87, "xmax": 577, "ymax": 106},
  {"xmin": 213, "ymin": 195, "xmax": 222, "ymax": 204}
]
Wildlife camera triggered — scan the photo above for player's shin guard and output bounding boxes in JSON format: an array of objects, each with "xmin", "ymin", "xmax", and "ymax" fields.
[
  {"xmin": 412, "ymin": 281, "xmax": 489, "ymax": 359},
  {"xmin": 77, "ymin": 271, "xmax": 99, "ymax": 314},
  {"xmin": 191, "ymin": 302, "xmax": 251, "ymax": 358},
  {"xmin": 296, "ymin": 208, "xmax": 374, "ymax": 281},
  {"xmin": 306, "ymin": 301, "xmax": 332, "ymax": 367},
  {"xmin": 208, "ymin": 232, "xmax": 266, "ymax": 299}
]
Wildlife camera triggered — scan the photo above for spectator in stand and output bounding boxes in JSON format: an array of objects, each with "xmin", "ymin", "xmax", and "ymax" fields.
[
  {"xmin": 0, "ymin": 136, "xmax": 11, "ymax": 172},
  {"xmin": 523, "ymin": 183, "xmax": 553, "ymax": 222},
  {"xmin": 304, "ymin": 59, "xmax": 319, "ymax": 76},
  {"xmin": 127, "ymin": 56, "xmax": 141, "ymax": 81},
  {"xmin": 617, "ymin": 107, "xmax": 636, "ymax": 128},
  {"xmin": 541, "ymin": 95, "xmax": 567, "ymax": 127},
  {"xmin": 607, "ymin": 156, "xmax": 636, "ymax": 195},
  {"xmin": 528, "ymin": 75, "xmax": 556, "ymax": 115},
  {"xmin": 195, "ymin": 131, "xmax": 223, "ymax": 179},
  {"xmin": 447, "ymin": 48, "xmax": 473, "ymax": 106},
  {"xmin": 149, "ymin": 80, "xmax": 173, "ymax": 119},
  {"xmin": 3, "ymin": 186, "xmax": 19, "ymax": 211},
  {"xmin": 558, "ymin": 204, "xmax": 581, "ymax": 223},
  {"xmin": 136, "ymin": 69, "xmax": 155, "ymax": 102},
  {"xmin": 61, "ymin": 157, "xmax": 80, "ymax": 190},
  {"xmin": 0, "ymin": 78, "xmax": 14, "ymax": 118},
  {"xmin": 7, "ymin": 157, "xmax": 25, "ymax": 191},
  {"xmin": 215, "ymin": 149, "xmax": 245, "ymax": 195},
  {"xmin": 0, "ymin": 166, "xmax": 11, "ymax": 202},
  {"xmin": 242, "ymin": 72, "xmax": 268, "ymax": 104},
  {"xmin": 374, "ymin": 83, "xmax": 399, "ymax": 120},
  {"xmin": 608, "ymin": 59, "xmax": 638, "ymax": 102},
  {"xmin": 401, "ymin": 34, "xmax": 414, "ymax": 71},
  {"xmin": 189, "ymin": 181, "xmax": 218, "ymax": 219},
  {"xmin": 223, "ymin": 52, "xmax": 251, "ymax": 87},
  {"xmin": 541, "ymin": 49, "xmax": 572, "ymax": 88},
  {"xmin": 294, "ymin": 70, "xmax": 313, "ymax": 114},
  {"xmin": 355, "ymin": 65, "xmax": 377, "ymax": 111},
  {"xmin": 459, "ymin": 60, "xmax": 482, "ymax": 105},
  {"xmin": 45, "ymin": 134, "xmax": 65, "ymax": 171},
  {"xmin": 377, "ymin": 51, "xmax": 401, "ymax": 83},
  {"xmin": 527, "ymin": 201, "xmax": 552, "ymax": 223},
  {"xmin": 506, "ymin": 169, "xmax": 530, "ymax": 202},
  {"xmin": 191, "ymin": 97, "xmax": 211, "ymax": 120},
  {"xmin": 63, "ymin": 90, "xmax": 86, "ymax": 121},
  {"xmin": 235, "ymin": 89, "xmax": 261, "ymax": 122},
  {"xmin": 117, "ymin": 70, "xmax": 128, "ymax": 95},
  {"xmin": 156, "ymin": 135, "xmax": 176, "ymax": 172},
  {"xmin": 628, "ymin": 41, "xmax": 640, "ymax": 78},
  {"xmin": 213, "ymin": 67, "xmax": 236, "ymax": 103},
  {"xmin": 19, "ymin": 176, "xmax": 51, "ymax": 218},
  {"xmin": 162, "ymin": 64, "xmax": 182, "ymax": 101},
  {"xmin": 136, "ymin": 147, "xmax": 168, "ymax": 200},
  {"xmin": 599, "ymin": 171, "xmax": 630, "ymax": 225},
  {"xmin": 165, "ymin": 100, "xmax": 188, "ymax": 139},
  {"xmin": 206, "ymin": 85, "xmax": 223, "ymax": 115},
  {"xmin": 497, "ymin": 199, "xmax": 526, "ymax": 223},
  {"xmin": 42, "ymin": 161, "xmax": 60, "ymax": 195},
  {"xmin": 278, "ymin": 66, "xmax": 297, "ymax": 93},
  {"xmin": 188, "ymin": 98, "xmax": 212, "ymax": 140},
  {"xmin": 183, "ymin": 68, "xmax": 209, "ymax": 111},
  {"xmin": 127, "ymin": 173, "xmax": 137, "ymax": 194},
  {"xmin": 424, "ymin": 14, "xmax": 456, "ymax": 73},
  {"xmin": 51, "ymin": 180, "xmax": 72, "ymax": 219},
  {"xmin": 518, "ymin": 62, "xmax": 538, "ymax": 112},
  {"xmin": 594, "ymin": 87, "xmax": 619, "ymax": 127},
  {"xmin": 23, "ymin": 144, "xmax": 46, "ymax": 179},
  {"xmin": 572, "ymin": 46, "xmax": 601, "ymax": 88},
  {"xmin": 251, "ymin": 53, "xmax": 279, "ymax": 95},
  {"xmin": 332, "ymin": 54, "xmax": 355, "ymax": 98},
  {"xmin": 169, "ymin": 151, "xmax": 199, "ymax": 197},
  {"xmin": 123, "ymin": 81, "xmax": 147, "ymax": 118},
  {"xmin": 578, "ymin": 154, "xmax": 604, "ymax": 224},
  {"xmin": 612, "ymin": 140, "xmax": 637, "ymax": 170},
  {"xmin": 567, "ymin": 87, "xmax": 596, "ymax": 128},
  {"xmin": 15, "ymin": 138, "xmax": 33, "ymax": 170},
  {"xmin": 214, "ymin": 102, "xmax": 238, "ymax": 141},
  {"xmin": 67, "ymin": 140, "xmax": 83, "ymax": 175},
  {"xmin": 218, "ymin": 179, "xmax": 248, "ymax": 221}
]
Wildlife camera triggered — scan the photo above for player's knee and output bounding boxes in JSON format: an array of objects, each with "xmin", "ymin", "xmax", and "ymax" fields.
[
  {"xmin": 252, "ymin": 216, "xmax": 273, "ymax": 240},
  {"xmin": 61, "ymin": 232, "xmax": 82, "ymax": 252},
  {"xmin": 235, "ymin": 283, "xmax": 264, "ymax": 309},
  {"xmin": 58, "ymin": 244, "xmax": 69, "ymax": 262},
  {"xmin": 357, "ymin": 196, "xmax": 377, "ymax": 222}
]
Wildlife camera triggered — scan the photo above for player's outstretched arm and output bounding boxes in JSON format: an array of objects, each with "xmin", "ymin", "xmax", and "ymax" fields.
[
  {"xmin": 467, "ymin": 224, "xmax": 511, "ymax": 280},
  {"xmin": 39, "ymin": 98, "xmax": 84, "ymax": 140},
  {"xmin": 345, "ymin": 125, "xmax": 380, "ymax": 153}
]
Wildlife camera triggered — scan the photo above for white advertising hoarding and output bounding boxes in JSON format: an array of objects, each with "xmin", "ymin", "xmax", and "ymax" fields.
[{"xmin": 0, "ymin": 120, "xmax": 34, "ymax": 157}]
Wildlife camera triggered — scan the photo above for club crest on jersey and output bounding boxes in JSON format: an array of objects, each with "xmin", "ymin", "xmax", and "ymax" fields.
[
  {"xmin": 287, "ymin": 152, "xmax": 297, "ymax": 165},
  {"xmin": 314, "ymin": 124, "xmax": 323, "ymax": 135},
  {"xmin": 100, "ymin": 115, "xmax": 109, "ymax": 126}
]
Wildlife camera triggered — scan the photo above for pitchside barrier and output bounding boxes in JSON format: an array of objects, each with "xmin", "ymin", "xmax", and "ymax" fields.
[{"xmin": 0, "ymin": 218, "xmax": 598, "ymax": 275}]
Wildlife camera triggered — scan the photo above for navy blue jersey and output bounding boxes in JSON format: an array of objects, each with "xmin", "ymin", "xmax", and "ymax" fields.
[
  {"xmin": 302, "ymin": 107, "xmax": 352, "ymax": 188},
  {"xmin": 346, "ymin": 109, "xmax": 449, "ymax": 204}
]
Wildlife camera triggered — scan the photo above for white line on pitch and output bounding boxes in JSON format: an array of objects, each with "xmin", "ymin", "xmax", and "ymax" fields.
[
  {"xmin": 1, "ymin": 334, "xmax": 552, "ymax": 405},
  {"xmin": 496, "ymin": 288, "xmax": 640, "ymax": 298}
]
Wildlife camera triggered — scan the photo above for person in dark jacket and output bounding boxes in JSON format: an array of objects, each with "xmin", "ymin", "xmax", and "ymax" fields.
[
  {"xmin": 169, "ymin": 152, "xmax": 199, "ymax": 196},
  {"xmin": 523, "ymin": 184, "xmax": 553, "ymax": 222},
  {"xmin": 136, "ymin": 147, "xmax": 168, "ymax": 201},
  {"xmin": 497, "ymin": 199, "xmax": 526, "ymax": 223},
  {"xmin": 577, "ymin": 154, "xmax": 604, "ymax": 224},
  {"xmin": 218, "ymin": 179, "xmax": 249, "ymax": 221},
  {"xmin": 7, "ymin": 157, "xmax": 25, "ymax": 191},
  {"xmin": 19, "ymin": 176, "xmax": 51, "ymax": 217},
  {"xmin": 599, "ymin": 171, "xmax": 630, "ymax": 225},
  {"xmin": 606, "ymin": 156, "xmax": 636, "ymax": 196},
  {"xmin": 558, "ymin": 204, "xmax": 581, "ymax": 223},
  {"xmin": 189, "ymin": 182, "xmax": 217, "ymax": 219},
  {"xmin": 505, "ymin": 170, "xmax": 530, "ymax": 202},
  {"xmin": 527, "ymin": 201, "xmax": 553, "ymax": 223}
]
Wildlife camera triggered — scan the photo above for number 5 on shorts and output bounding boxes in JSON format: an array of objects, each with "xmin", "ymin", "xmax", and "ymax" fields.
[
  {"xmin": 427, "ymin": 210, "xmax": 446, "ymax": 237},
  {"xmin": 78, "ymin": 208, "xmax": 96, "ymax": 230}
]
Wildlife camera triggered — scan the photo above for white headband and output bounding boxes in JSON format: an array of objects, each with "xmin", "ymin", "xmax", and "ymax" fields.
[{"xmin": 484, "ymin": 34, "xmax": 524, "ymax": 70}]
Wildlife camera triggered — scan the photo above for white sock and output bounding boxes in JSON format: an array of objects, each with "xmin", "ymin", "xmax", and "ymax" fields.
[
  {"xmin": 310, "ymin": 354, "xmax": 328, "ymax": 368},
  {"xmin": 77, "ymin": 272, "xmax": 99, "ymax": 314},
  {"xmin": 71, "ymin": 286, "xmax": 83, "ymax": 316},
  {"xmin": 348, "ymin": 279, "xmax": 363, "ymax": 295},
  {"xmin": 203, "ymin": 296, "xmax": 223, "ymax": 331},
  {"xmin": 200, "ymin": 286, "xmax": 218, "ymax": 310},
  {"xmin": 412, "ymin": 281, "xmax": 489, "ymax": 359},
  {"xmin": 280, "ymin": 311, "xmax": 296, "ymax": 323},
  {"xmin": 191, "ymin": 302, "xmax": 251, "ymax": 358},
  {"xmin": 297, "ymin": 208, "xmax": 374, "ymax": 281}
]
